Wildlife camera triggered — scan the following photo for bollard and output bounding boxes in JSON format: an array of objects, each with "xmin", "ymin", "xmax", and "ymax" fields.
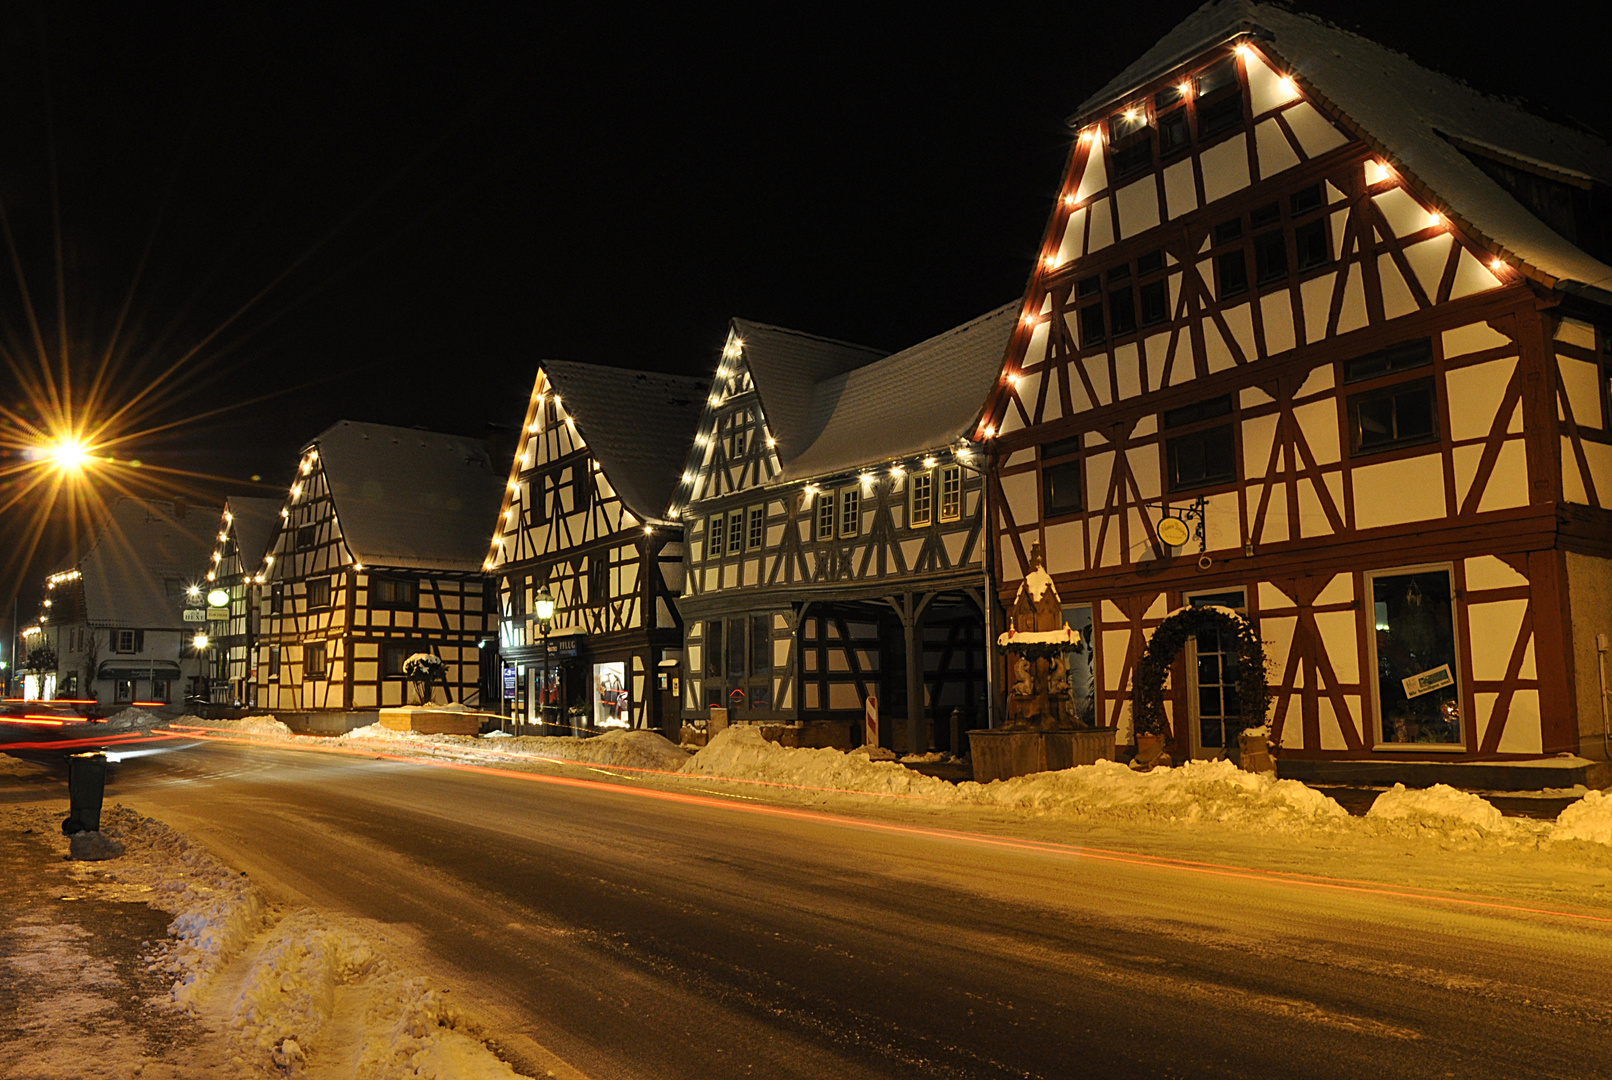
[{"xmin": 62, "ymin": 752, "xmax": 108, "ymax": 835}]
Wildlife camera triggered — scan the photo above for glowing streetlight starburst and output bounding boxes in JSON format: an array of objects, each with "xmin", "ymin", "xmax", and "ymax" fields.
[{"xmin": 41, "ymin": 438, "xmax": 92, "ymax": 473}]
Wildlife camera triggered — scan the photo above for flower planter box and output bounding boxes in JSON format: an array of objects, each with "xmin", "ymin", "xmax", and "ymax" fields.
[{"xmin": 968, "ymin": 728, "xmax": 1118, "ymax": 782}]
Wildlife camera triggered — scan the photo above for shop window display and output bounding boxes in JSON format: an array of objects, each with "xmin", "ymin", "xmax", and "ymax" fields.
[
  {"xmin": 593, "ymin": 661, "xmax": 629, "ymax": 728},
  {"xmin": 1368, "ymin": 567, "xmax": 1462, "ymax": 745}
]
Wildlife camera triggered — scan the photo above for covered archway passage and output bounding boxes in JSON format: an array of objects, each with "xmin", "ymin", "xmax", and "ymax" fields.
[{"xmin": 796, "ymin": 588, "xmax": 987, "ymax": 754}]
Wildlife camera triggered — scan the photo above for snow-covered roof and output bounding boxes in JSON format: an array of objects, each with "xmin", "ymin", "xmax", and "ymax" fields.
[
  {"xmin": 1075, "ymin": 0, "xmax": 1612, "ymax": 291},
  {"xmin": 729, "ymin": 319, "xmax": 887, "ymax": 461},
  {"xmin": 222, "ymin": 495, "xmax": 283, "ymax": 569},
  {"xmin": 539, "ymin": 360, "xmax": 708, "ymax": 521},
  {"xmin": 71, "ymin": 497, "xmax": 219, "ymax": 629},
  {"xmin": 777, "ymin": 304, "xmax": 1019, "ymax": 483},
  {"xmin": 311, "ymin": 421, "xmax": 505, "ymax": 573}
]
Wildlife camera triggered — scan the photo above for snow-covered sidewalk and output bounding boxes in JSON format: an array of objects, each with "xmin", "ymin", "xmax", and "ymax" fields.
[{"xmin": 0, "ymin": 775, "xmax": 546, "ymax": 1079}]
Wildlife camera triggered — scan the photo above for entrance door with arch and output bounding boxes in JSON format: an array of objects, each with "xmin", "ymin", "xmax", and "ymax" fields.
[{"xmin": 1184, "ymin": 588, "xmax": 1247, "ymax": 760}]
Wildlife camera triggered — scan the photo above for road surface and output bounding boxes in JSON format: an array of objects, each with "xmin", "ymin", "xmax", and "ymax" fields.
[{"xmin": 36, "ymin": 738, "xmax": 1612, "ymax": 1078}]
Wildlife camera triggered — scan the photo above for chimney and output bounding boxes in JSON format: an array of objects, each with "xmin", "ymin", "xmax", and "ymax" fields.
[{"xmin": 172, "ymin": 497, "xmax": 188, "ymax": 519}]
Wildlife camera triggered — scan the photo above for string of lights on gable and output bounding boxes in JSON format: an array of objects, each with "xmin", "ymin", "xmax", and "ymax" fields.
[
  {"xmin": 987, "ymin": 35, "xmax": 1520, "ymax": 444},
  {"xmin": 485, "ymin": 370, "xmax": 568, "ymax": 571},
  {"xmin": 665, "ymin": 329, "xmax": 785, "ymax": 523}
]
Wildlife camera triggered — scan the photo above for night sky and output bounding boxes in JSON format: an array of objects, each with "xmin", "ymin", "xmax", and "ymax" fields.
[{"xmin": 0, "ymin": 1, "xmax": 1602, "ymax": 640}]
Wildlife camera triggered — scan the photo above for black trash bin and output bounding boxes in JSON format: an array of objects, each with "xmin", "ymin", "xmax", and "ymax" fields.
[{"xmin": 62, "ymin": 752, "xmax": 108, "ymax": 834}]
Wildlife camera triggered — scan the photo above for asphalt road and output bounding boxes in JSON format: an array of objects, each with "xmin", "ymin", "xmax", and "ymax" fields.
[{"xmin": 34, "ymin": 738, "xmax": 1612, "ymax": 1079}]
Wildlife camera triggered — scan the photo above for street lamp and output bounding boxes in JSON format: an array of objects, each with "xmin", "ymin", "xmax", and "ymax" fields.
[{"xmin": 534, "ymin": 584, "xmax": 555, "ymax": 733}]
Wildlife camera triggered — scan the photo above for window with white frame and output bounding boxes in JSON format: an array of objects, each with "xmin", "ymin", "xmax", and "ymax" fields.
[
  {"xmin": 707, "ymin": 515, "xmax": 724, "ymax": 561},
  {"xmin": 909, "ymin": 471, "xmax": 933, "ymax": 528},
  {"xmin": 746, "ymin": 505, "xmax": 764, "ymax": 550},
  {"xmin": 815, "ymin": 492, "xmax": 835, "ymax": 541},
  {"xmin": 938, "ymin": 465, "xmax": 963, "ymax": 522},
  {"xmin": 839, "ymin": 487, "xmax": 860, "ymax": 538},
  {"xmin": 727, "ymin": 511, "xmax": 745, "ymax": 555}
]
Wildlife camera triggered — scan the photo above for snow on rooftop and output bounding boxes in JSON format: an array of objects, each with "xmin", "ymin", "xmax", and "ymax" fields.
[{"xmin": 1077, "ymin": 0, "xmax": 1612, "ymax": 291}]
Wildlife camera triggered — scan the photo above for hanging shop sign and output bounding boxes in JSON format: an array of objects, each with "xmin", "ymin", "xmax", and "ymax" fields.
[
  {"xmin": 183, "ymin": 609, "xmax": 207, "ymax": 623},
  {"xmin": 1156, "ymin": 515, "xmax": 1192, "ymax": 547}
]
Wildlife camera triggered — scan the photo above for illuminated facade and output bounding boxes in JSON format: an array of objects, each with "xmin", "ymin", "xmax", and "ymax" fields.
[
  {"xmin": 678, "ymin": 310, "xmax": 1016, "ymax": 752},
  {"xmin": 983, "ymin": 1, "xmax": 1612, "ymax": 766},
  {"xmin": 487, "ymin": 362, "xmax": 706, "ymax": 736}
]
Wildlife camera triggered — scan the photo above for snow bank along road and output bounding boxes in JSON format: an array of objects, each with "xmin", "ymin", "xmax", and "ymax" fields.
[{"xmin": 83, "ymin": 737, "xmax": 1612, "ymax": 1079}]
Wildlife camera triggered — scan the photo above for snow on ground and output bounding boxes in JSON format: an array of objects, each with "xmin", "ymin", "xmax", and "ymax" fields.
[
  {"xmin": 1362, "ymin": 782, "xmax": 1543, "ymax": 846},
  {"xmin": 1551, "ymin": 789, "xmax": 1612, "ymax": 845},
  {"xmin": 681, "ymin": 728, "xmax": 1349, "ymax": 833},
  {"xmin": 972, "ymin": 757, "xmax": 1350, "ymax": 832},
  {"xmin": 175, "ymin": 714, "xmax": 294, "ymax": 738},
  {"xmin": 102, "ymin": 706, "xmax": 161, "ymax": 728},
  {"xmin": 159, "ymin": 710, "xmax": 1612, "ymax": 852},
  {"xmin": 343, "ymin": 723, "xmax": 692, "ymax": 771},
  {"xmin": 683, "ymin": 727, "xmax": 956, "ymax": 797},
  {"xmin": 76, "ymin": 804, "xmax": 532, "ymax": 1079}
]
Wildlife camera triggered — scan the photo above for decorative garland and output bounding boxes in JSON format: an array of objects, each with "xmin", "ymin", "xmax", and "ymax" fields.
[{"xmin": 1131, "ymin": 606, "xmax": 1269, "ymax": 738}]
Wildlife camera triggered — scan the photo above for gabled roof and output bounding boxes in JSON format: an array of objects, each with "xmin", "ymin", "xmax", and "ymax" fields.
[
  {"xmin": 1075, "ymin": 0, "xmax": 1612, "ymax": 292},
  {"xmin": 73, "ymin": 497, "xmax": 219, "ymax": 628},
  {"xmin": 222, "ymin": 495, "xmax": 282, "ymax": 569},
  {"xmin": 311, "ymin": 421, "xmax": 504, "ymax": 573},
  {"xmin": 777, "ymin": 303, "xmax": 1020, "ymax": 483},
  {"xmin": 729, "ymin": 319, "xmax": 887, "ymax": 460},
  {"xmin": 540, "ymin": 360, "xmax": 709, "ymax": 520}
]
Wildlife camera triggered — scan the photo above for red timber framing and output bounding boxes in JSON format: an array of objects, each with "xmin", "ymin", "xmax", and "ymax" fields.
[
  {"xmin": 254, "ymin": 428, "xmax": 500, "ymax": 723},
  {"xmin": 487, "ymin": 363, "xmax": 705, "ymax": 737},
  {"xmin": 982, "ymin": 31, "xmax": 1612, "ymax": 764}
]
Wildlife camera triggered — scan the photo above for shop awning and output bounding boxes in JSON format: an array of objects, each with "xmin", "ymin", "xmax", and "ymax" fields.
[{"xmin": 98, "ymin": 661, "xmax": 182, "ymax": 679}]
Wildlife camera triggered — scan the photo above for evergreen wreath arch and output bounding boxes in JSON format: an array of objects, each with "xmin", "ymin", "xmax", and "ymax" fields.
[{"xmin": 1131, "ymin": 606, "xmax": 1270, "ymax": 738}]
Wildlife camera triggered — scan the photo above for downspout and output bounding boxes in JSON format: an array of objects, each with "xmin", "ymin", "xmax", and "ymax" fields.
[{"xmin": 1599, "ymin": 633, "xmax": 1610, "ymax": 761}]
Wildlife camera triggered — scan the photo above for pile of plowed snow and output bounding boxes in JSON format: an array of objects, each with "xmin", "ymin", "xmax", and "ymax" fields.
[
  {"xmin": 680, "ymin": 728, "xmax": 1350, "ymax": 832},
  {"xmin": 681, "ymin": 727, "xmax": 955, "ymax": 798},
  {"xmin": 345, "ymin": 724, "xmax": 691, "ymax": 771},
  {"xmin": 86, "ymin": 805, "xmax": 529, "ymax": 1078},
  {"xmin": 1362, "ymin": 782, "xmax": 1547, "ymax": 845},
  {"xmin": 177, "ymin": 714, "xmax": 295, "ymax": 738},
  {"xmin": 1551, "ymin": 789, "xmax": 1612, "ymax": 845},
  {"xmin": 977, "ymin": 757, "xmax": 1350, "ymax": 831}
]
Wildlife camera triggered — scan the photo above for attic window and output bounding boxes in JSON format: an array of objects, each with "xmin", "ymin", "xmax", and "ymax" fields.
[{"xmin": 1449, "ymin": 138, "xmax": 1612, "ymax": 264}]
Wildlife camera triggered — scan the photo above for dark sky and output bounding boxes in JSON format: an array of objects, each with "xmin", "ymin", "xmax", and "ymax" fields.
[{"xmin": 0, "ymin": 0, "xmax": 1603, "ymax": 641}]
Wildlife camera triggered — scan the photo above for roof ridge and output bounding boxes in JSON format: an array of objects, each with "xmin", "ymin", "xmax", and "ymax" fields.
[
  {"xmin": 814, "ymin": 301, "xmax": 1020, "ymax": 389},
  {"xmin": 729, "ymin": 318, "xmax": 886, "ymax": 356}
]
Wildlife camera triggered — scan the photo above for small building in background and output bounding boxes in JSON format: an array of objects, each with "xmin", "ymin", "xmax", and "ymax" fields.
[
  {"xmin": 29, "ymin": 497, "xmax": 217, "ymax": 707},
  {"xmin": 487, "ymin": 361, "xmax": 706, "ymax": 736},
  {"xmin": 252, "ymin": 421, "xmax": 504, "ymax": 731},
  {"xmin": 195, "ymin": 495, "xmax": 282, "ymax": 706}
]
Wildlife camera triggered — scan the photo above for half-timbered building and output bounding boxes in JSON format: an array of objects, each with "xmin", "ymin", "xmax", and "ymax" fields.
[
  {"xmin": 253, "ymin": 421, "xmax": 504, "ymax": 729},
  {"xmin": 678, "ymin": 309, "xmax": 1017, "ymax": 752},
  {"xmin": 199, "ymin": 495, "xmax": 281, "ymax": 705},
  {"xmin": 984, "ymin": 0, "xmax": 1612, "ymax": 769},
  {"xmin": 30, "ymin": 497, "xmax": 217, "ymax": 706},
  {"xmin": 487, "ymin": 361, "xmax": 706, "ymax": 735}
]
